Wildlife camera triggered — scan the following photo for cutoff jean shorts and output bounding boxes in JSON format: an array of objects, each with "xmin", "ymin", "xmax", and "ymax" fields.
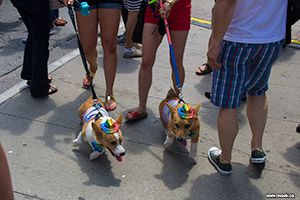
[
  {"xmin": 211, "ymin": 40, "xmax": 284, "ymax": 109},
  {"xmin": 74, "ymin": 0, "xmax": 122, "ymax": 11}
]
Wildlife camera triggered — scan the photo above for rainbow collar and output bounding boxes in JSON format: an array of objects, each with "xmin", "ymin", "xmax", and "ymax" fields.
[{"xmin": 91, "ymin": 141, "xmax": 104, "ymax": 152}]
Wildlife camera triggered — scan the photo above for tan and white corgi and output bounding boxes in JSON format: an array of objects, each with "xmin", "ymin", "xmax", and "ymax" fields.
[
  {"xmin": 73, "ymin": 96, "xmax": 125, "ymax": 161},
  {"xmin": 159, "ymin": 88, "xmax": 200, "ymax": 162}
]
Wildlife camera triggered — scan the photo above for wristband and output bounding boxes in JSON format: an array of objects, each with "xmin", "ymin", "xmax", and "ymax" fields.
[{"xmin": 165, "ymin": 0, "xmax": 174, "ymax": 7}]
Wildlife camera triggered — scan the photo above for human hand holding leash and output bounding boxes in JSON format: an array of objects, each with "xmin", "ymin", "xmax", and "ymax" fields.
[
  {"xmin": 62, "ymin": 0, "xmax": 73, "ymax": 6},
  {"xmin": 159, "ymin": 0, "xmax": 172, "ymax": 18}
]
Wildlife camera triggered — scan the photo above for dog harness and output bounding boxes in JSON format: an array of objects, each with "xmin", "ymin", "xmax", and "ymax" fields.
[
  {"xmin": 82, "ymin": 103, "xmax": 120, "ymax": 133},
  {"xmin": 162, "ymin": 99, "xmax": 178, "ymax": 125}
]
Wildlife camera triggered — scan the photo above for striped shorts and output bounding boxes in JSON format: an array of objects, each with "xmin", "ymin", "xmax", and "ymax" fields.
[
  {"xmin": 211, "ymin": 40, "xmax": 284, "ymax": 109},
  {"xmin": 123, "ymin": 0, "xmax": 143, "ymax": 11}
]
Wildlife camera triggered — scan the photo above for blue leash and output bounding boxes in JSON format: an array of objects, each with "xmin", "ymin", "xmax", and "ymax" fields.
[{"xmin": 157, "ymin": 0, "xmax": 184, "ymax": 101}]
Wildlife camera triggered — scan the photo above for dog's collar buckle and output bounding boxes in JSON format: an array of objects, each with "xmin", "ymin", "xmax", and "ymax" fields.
[{"xmin": 93, "ymin": 103, "xmax": 103, "ymax": 121}]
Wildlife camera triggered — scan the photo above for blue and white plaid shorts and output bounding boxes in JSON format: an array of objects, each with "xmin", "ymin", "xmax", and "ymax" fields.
[{"xmin": 211, "ymin": 40, "xmax": 284, "ymax": 109}]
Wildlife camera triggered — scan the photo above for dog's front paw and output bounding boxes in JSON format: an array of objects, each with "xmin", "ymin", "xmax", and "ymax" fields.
[
  {"xmin": 163, "ymin": 140, "xmax": 173, "ymax": 148},
  {"xmin": 163, "ymin": 135, "xmax": 174, "ymax": 148},
  {"xmin": 89, "ymin": 151, "xmax": 103, "ymax": 161}
]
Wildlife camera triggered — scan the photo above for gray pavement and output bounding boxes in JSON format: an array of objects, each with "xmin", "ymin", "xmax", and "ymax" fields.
[{"xmin": 1, "ymin": 1, "xmax": 300, "ymax": 200}]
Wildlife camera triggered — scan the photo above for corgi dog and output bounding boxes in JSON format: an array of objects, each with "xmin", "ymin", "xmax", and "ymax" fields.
[
  {"xmin": 73, "ymin": 96, "xmax": 125, "ymax": 161},
  {"xmin": 159, "ymin": 88, "xmax": 200, "ymax": 162}
]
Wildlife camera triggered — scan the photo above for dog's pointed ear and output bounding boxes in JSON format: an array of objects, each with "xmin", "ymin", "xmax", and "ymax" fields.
[
  {"xmin": 92, "ymin": 122, "xmax": 103, "ymax": 138},
  {"xmin": 165, "ymin": 102, "xmax": 176, "ymax": 113},
  {"xmin": 115, "ymin": 113, "xmax": 123, "ymax": 125},
  {"xmin": 193, "ymin": 104, "xmax": 201, "ymax": 114}
]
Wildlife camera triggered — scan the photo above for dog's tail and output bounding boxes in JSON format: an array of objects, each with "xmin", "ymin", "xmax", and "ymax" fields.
[{"xmin": 166, "ymin": 88, "xmax": 177, "ymax": 98}]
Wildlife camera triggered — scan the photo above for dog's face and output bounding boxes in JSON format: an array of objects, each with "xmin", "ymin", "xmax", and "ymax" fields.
[
  {"xmin": 166, "ymin": 103, "xmax": 200, "ymax": 141},
  {"xmin": 91, "ymin": 113, "xmax": 125, "ymax": 162}
]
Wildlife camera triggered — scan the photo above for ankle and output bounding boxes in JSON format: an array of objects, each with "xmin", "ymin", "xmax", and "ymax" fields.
[
  {"xmin": 89, "ymin": 65, "xmax": 98, "ymax": 73},
  {"xmin": 251, "ymin": 141, "xmax": 263, "ymax": 152},
  {"xmin": 220, "ymin": 155, "xmax": 231, "ymax": 164}
]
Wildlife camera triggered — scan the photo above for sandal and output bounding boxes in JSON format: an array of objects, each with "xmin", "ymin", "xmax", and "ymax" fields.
[
  {"xmin": 83, "ymin": 71, "xmax": 96, "ymax": 88},
  {"xmin": 195, "ymin": 63, "xmax": 212, "ymax": 76},
  {"xmin": 53, "ymin": 18, "xmax": 67, "ymax": 26},
  {"xmin": 31, "ymin": 85, "xmax": 58, "ymax": 97},
  {"xmin": 26, "ymin": 75, "xmax": 52, "ymax": 86},
  {"xmin": 125, "ymin": 110, "xmax": 148, "ymax": 121},
  {"xmin": 105, "ymin": 96, "xmax": 117, "ymax": 111}
]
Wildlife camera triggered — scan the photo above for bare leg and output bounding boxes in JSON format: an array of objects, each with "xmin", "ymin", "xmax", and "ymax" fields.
[
  {"xmin": 247, "ymin": 94, "xmax": 267, "ymax": 151},
  {"xmin": 218, "ymin": 108, "xmax": 238, "ymax": 163},
  {"xmin": 126, "ymin": 23, "xmax": 162, "ymax": 118},
  {"xmin": 169, "ymin": 30, "xmax": 188, "ymax": 95},
  {"xmin": 125, "ymin": 10, "xmax": 139, "ymax": 49},
  {"xmin": 76, "ymin": 10, "xmax": 99, "ymax": 83},
  {"xmin": 98, "ymin": 8, "xmax": 120, "ymax": 109},
  {"xmin": 0, "ymin": 143, "xmax": 14, "ymax": 200}
]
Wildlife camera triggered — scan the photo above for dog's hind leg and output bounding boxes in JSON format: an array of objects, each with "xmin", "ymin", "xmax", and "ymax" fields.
[
  {"xmin": 189, "ymin": 142, "xmax": 198, "ymax": 163},
  {"xmin": 73, "ymin": 132, "xmax": 83, "ymax": 146}
]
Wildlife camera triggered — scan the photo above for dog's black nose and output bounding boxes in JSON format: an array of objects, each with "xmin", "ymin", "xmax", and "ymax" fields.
[
  {"xmin": 120, "ymin": 152, "xmax": 125, "ymax": 156},
  {"xmin": 177, "ymin": 137, "xmax": 184, "ymax": 142}
]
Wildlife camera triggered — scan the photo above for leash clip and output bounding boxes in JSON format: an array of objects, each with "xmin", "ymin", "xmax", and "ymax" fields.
[
  {"xmin": 93, "ymin": 101, "xmax": 103, "ymax": 121},
  {"xmin": 177, "ymin": 86, "xmax": 184, "ymax": 102}
]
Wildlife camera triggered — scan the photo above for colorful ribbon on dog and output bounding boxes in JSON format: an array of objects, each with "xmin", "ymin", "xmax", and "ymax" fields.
[
  {"xmin": 91, "ymin": 141, "xmax": 104, "ymax": 152},
  {"xmin": 178, "ymin": 104, "xmax": 194, "ymax": 119},
  {"xmin": 100, "ymin": 119, "xmax": 120, "ymax": 134},
  {"xmin": 188, "ymin": 131, "xmax": 196, "ymax": 138}
]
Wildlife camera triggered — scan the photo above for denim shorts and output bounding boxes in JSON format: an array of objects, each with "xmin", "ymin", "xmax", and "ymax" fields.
[
  {"xmin": 211, "ymin": 40, "xmax": 284, "ymax": 109},
  {"xmin": 74, "ymin": 0, "xmax": 122, "ymax": 11}
]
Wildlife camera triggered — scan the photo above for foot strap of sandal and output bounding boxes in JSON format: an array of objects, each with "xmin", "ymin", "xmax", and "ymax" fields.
[
  {"xmin": 89, "ymin": 71, "xmax": 95, "ymax": 78},
  {"xmin": 106, "ymin": 95, "xmax": 116, "ymax": 102}
]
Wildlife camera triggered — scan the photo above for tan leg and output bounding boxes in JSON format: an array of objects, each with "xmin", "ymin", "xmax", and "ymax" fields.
[
  {"xmin": 247, "ymin": 94, "xmax": 268, "ymax": 152},
  {"xmin": 98, "ymin": 8, "xmax": 120, "ymax": 109},
  {"xmin": 218, "ymin": 108, "xmax": 238, "ymax": 163},
  {"xmin": 125, "ymin": 10, "xmax": 139, "ymax": 49},
  {"xmin": 75, "ymin": 10, "xmax": 98, "ymax": 69},
  {"xmin": 0, "ymin": 144, "xmax": 14, "ymax": 200},
  {"xmin": 75, "ymin": 10, "xmax": 98, "ymax": 86},
  {"xmin": 169, "ymin": 30, "xmax": 189, "ymax": 95},
  {"xmin": 98, "ymin": 8, "xmax": 120, "ymax": 95},
  {"xmin": 126, "ymin": 23, "xmax": 163, "ymax": 119}
]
